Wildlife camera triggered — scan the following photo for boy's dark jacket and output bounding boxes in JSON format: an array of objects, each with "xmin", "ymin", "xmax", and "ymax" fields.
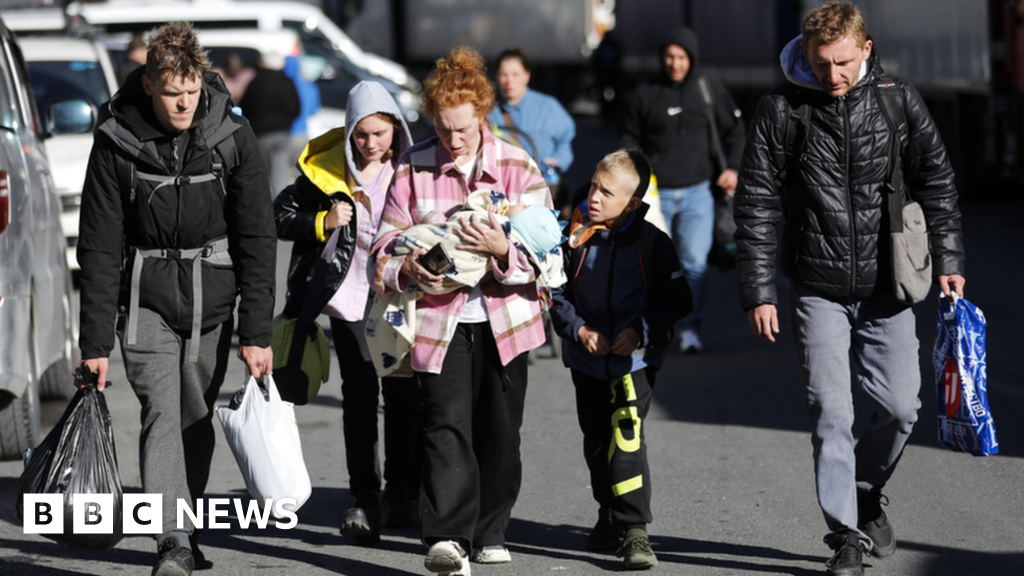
[
  {"xmin": 550, "ymin": 195, "xmax": 693, "ymax": 380},
  {"xmin": 77, "ymin": 68, "xmax": 277, "ymax": 359}
]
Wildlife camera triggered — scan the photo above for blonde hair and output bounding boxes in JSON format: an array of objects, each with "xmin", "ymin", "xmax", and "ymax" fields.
[
  {"xmin": 145, "ymin": 21, "xmax": 211, "ymax": 81},
  {"xmin": 422, "ymin": 45, "xmax": 494, "ymax": 118},
  {"xmin": 596, "ymin": 150, "xmax": 642, "ymax": 198},
  {"xmin": 802, "ymin": 1, "xmax": 868, "ymax": 48}
]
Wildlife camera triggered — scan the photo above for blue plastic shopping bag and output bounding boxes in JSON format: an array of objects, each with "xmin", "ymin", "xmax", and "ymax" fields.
[{"xmin": 933, "ymin": 294, "xmax": 998, "ymax": 456}]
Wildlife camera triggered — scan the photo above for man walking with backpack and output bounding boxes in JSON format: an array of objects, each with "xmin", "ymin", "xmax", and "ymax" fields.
[
  {"xmin": 76, "ymin": 22, "xmax": 276, "ymax": 576},
  {"xmin": 618, "ymin": 26, "xmax": 745, "ymax": 354},
  {"xmin": 734, "ymin": 3, "xmax": 965, "ymax": 575}
]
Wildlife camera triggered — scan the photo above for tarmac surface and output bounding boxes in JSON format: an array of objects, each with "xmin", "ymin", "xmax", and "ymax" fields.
[{"xmin": 1, "ymin": 117, "xmax": 1021, "ymax": 575}]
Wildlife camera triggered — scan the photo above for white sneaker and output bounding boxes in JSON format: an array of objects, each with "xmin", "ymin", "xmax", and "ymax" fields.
[
  {"xmin": 679, "ymin": 329, "xmax": 702, "ymax": 354},
  {"xmin": 425, "ymin": 540, "xmax": 470, "ymax": 575},
  {"xmin": 471, "ymin": 545, "xmax": 511, "ymax": 563}
]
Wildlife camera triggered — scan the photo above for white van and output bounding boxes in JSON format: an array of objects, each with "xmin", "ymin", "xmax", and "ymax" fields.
[{"xmin": 67, "ymin": 0, "xmax": 419, "ymax": 92}]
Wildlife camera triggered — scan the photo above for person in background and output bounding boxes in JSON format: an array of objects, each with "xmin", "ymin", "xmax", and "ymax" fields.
[
  {"xmin": 734, "ymin": 3, "xmax": 965, "ymax": 574},
  {"xmin": 76, "ymin": 22, "xmax": 275, "ymax": 576},
  {"xmin": 487, "ymin": 48, "xmax": 576, "ymax": 218},
  {"xmin": 372, "ymin": 45, "xmax": 553, "ymax": 575},
  {"xmin": 274, "ymin": 80, "xmax": 420, "ymax": 543},
  {"xmin": 116, "ymin": 33, "xmax": 148, "ymax": 86},
  {"xmin": 618, "ymin": 27, "xmax": 745, "ymax": 354},
  {"xmin": 283, "ymin": 54, "xmax": 322, "ymax": 186},
  {"xmin": 240, "ymin": 51, "xmax": 301, "ymax": 197},
  {"xmin": 213, "ymin": 52, "xmax": 256, "ymax": 105}
]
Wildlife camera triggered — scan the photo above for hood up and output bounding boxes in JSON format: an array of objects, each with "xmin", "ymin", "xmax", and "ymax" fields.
[
  {"xmin": 344, "ymin": 81, "xmax": 414, "ymax": 187},
  {"xmin": 780, "ymin": 34, "xmax": 869, "ymax": 92}
]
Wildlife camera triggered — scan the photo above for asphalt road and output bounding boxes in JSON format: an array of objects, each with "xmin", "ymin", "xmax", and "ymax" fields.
[{"xmin": 0, "ymin": 117, "xmax": 1021, "ymax": 575}]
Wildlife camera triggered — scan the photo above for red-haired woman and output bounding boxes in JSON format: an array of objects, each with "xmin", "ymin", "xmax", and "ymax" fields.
[{"xmin": 372, "ymin": 46, "xmax": 552, "ymax": 574}]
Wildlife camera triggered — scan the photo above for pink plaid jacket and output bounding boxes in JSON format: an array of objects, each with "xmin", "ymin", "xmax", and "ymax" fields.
[{"xmin": 371, "ymin": 126, "xmax": 552, "ymax": 373}]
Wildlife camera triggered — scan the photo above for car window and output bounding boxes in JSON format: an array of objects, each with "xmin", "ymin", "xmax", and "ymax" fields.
[
  {"xmin": 3, "ymin": 38, "xmax": 35, "ymax": 133},
  {"xmin": 26, "ymin": 60, "xmax": 111, "ymax": 115},
  {"xmin": 206, "ymin": 47, "xmax": 262, "ymax": 70},
  {"xmin": 281, "ymin": 21, "xmax": 362, "ymax": 83},
  {"xmin": 0, "ymin": 39, "xmax": 17, "ymax": 130}
]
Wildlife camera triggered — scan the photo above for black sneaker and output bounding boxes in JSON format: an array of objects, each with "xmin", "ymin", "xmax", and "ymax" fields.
[
  {"xmin": 152, "ymin": 540, "xmax": 194, "ymax": 576},
  {"xmin": 584, "ymin": 513, "xmax": 622, "ymax": 552},
  {"xmin": 858, "ymin": 488, "xmax": 896, "ymax": 558},
  {"xmin": 189, "ymin": 531, "xmax": 212, "ymax": 571},
  {"xmin": 340, "ymin": 492, "xmax": 381, "ymax": 544},
  {"xmin": 617, "ymin": 528, "xmax": 658, "ymax": 570},
  {"xmin": 381, "ymin": 486, "xmax": 417, "ymax": 528},
  {"xmin": 825, "ymin": 531, "xmax": 864, "ymax": 576}
]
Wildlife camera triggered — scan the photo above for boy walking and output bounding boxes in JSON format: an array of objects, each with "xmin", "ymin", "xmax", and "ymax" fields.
[{"xmin": 550, "ymin": 150, "xmax": 692, "ymax": 570}]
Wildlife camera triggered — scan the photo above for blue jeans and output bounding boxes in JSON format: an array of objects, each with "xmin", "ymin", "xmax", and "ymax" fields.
[{"xmin": 659, "ymin": 181, "xmax": 714, "ymax": 332}]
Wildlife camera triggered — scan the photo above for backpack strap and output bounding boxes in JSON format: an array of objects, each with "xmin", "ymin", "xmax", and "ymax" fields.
[
  {"xmin": 873, "ymin": 76, "xmax": 909, "ymax": 233},
  {"xmin": 781, "ymin": 88, "xmax": 812, "ymax": 179},
  {"xmin": 696, "ymin": 76, "xmax": 728, "ymax": 175}
]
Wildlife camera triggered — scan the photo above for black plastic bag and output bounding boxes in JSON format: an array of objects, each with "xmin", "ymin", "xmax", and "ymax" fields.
[{"xmin": 16, "ymin": 367, "xmax": 123, "ymax": 551}]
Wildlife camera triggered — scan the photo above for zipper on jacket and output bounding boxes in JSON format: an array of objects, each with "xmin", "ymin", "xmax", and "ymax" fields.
[
  {"xmin": 171, "ymin": 135, "xmax": 182, "ymax": 247},
  {"xmin": 604, "ymin": 233, "xmax": 618, "ymax": 379},
  {"xmin": 841, "ymin": 96, "xmax": 857, "ymax": 294}
]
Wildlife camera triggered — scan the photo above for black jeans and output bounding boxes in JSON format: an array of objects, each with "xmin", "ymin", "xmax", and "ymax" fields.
[
  {"xmin": 572, "ymin": 368, "xmax": 653, "ymax": 529},
  {"xmin": 418, "ymin": 322, "xmax": 529, "ymax": 550},
  {"xmin": 330, "ymin": 316, "xmax": 420, "ymax": 497}
]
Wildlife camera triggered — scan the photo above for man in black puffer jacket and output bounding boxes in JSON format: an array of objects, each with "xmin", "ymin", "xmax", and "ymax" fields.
[
  {"xmin": 734, "ymin": 3, "xmax": 965, "ymax": 576},
  {"xmin": 77, "ymin": 22, "xmax": 276, "ymax": 576}
]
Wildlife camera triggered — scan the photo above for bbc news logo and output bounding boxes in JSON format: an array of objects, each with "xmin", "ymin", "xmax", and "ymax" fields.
[{"xmin": 22, "ymin": 494, "xmax": 298, "ymax": 534}]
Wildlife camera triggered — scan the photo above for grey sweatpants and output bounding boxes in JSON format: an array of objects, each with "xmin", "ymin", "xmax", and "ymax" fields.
[
  {"xmin": 118, "ymin": 307, "xmax": 233, "ymax": 549},
  {"xmin": 790, "ymin": 282, "xmax": 921, "ymax": 549}
]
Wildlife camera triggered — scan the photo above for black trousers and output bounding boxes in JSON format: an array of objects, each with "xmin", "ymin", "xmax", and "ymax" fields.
[
  {"xmin": 572, "ymin": 368, "xmax": 654, "ymax": 529},
  {"xmin": 418, "ymin": 322, "xmax": 529, "ymax": 550},
  {"xmin": 330, "ymin": 316, "xmax": 420, "ymax": 497}
]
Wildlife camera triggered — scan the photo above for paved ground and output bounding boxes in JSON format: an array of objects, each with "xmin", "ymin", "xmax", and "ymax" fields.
[{"xmin": 0, "ymin": 117, "xmax": 1021, "ymax": 575}]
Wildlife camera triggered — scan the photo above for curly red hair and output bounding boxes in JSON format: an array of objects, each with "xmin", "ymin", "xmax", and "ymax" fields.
[{"xmin": 422, "ymin": 45, "xmax": 494, "ymax": 119}]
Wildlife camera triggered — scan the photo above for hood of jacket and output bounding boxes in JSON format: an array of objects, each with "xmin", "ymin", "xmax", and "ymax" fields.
[
  {"xmin": 99, "ymin": 67, "xmax": 239, "ymax": 169},
  {"xmin": 780, "ymin": 34, "xmax": 871, "ymax": 93},
  {"xmin": 344, "ymin": 81, "xmax": 413, "ymax": 187},
  {"xmin": 660, "ymin": 26, "xmax": 700, "ymax": 81}
]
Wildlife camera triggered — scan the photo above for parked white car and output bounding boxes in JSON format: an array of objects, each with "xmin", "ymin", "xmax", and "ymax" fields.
[
  {"xmin": 18, "ymin": 36, "xmax": 119, "ymax": 272},
  {"xmin": 0, "ymin": 16, "xmax": 80, "ymax": 460}
]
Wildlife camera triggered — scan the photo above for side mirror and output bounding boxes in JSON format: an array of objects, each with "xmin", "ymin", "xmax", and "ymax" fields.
[{"xmin": 47, "ymin": 99, "xmax": 96, "ymax": 136}]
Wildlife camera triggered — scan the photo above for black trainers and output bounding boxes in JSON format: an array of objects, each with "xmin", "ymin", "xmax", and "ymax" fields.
[
  {"xmin": 858, "ymin": 488, "xmax": 896, "ymax": 558},
  {"xmin": 826, "ymin": 530, "xmax": 864, "ymax": 576},
  {"xmin": 618, "ymin": 528, "xmax": 658, "ymax": 570},
  {"xmin": 340, "ymin": 492, "xmax": 381, "ymax": 544},
  {"xmin": 152, "ymin": 540, "xmax": 194, "ymax": 576},
  {"xmin": 189, "ymin": 531, "xmax": 212, "ymax": 571},
  {"xmin": 381, "ymin": 486, "xmax": 417, "ymax": 528},
  {"xmin": 584, "ymin": 512, "xmax": 622, "ymax": 552}
]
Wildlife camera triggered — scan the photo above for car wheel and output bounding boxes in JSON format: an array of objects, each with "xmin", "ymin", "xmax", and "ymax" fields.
[{"xmin": 0, "ymin": 361, "xmax": 41, "ymax": 461}]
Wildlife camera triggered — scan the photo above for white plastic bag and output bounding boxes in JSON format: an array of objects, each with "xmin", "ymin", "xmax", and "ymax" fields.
[{"xmin": 216, "ymin": 374, "xmax": 312, "ymax": 517}]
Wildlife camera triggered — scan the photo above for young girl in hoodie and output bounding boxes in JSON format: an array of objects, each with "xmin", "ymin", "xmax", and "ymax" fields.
[{"xmin": 274, "ymin": 81, "xmax": 418, "ymax": 543}]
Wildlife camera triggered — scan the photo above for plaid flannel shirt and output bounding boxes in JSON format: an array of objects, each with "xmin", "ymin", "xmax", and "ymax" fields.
[{"xmin": 371, "ymin": 125, "xmax": 552, "ymax": 373}]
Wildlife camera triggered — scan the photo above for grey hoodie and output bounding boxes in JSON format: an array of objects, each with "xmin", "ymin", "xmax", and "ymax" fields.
[{"xmin": 345, "ymin": 81, "xmax": 414, "ymax": 187}]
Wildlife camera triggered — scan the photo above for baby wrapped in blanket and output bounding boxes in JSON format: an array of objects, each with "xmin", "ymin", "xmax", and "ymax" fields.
[{"xmin": 366, "ymin": 190, "xmax": 566, "ymax": 376}]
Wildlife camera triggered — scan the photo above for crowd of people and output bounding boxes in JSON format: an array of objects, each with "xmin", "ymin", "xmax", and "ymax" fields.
[{"xmin": 72, "ymin": 3, "xmax": 966, "ymax": 576}]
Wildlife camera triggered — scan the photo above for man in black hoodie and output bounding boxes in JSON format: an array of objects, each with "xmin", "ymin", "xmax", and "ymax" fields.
[
  {"xmin": 77, "ymin": 22, "xmax": 276, "ymax": 576},
  {"xmin": 618, "ymin": 27, "xmax": 745, "ymax": 354}
]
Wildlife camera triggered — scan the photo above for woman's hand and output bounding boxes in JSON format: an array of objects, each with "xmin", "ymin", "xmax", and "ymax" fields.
[
  {"xmin": 455, "ymin": 214, "xmax": 509, "ymax": 260},
  {"xmin": 401, "ymin": 247, "xmax": 446, "ymax": 291},
  {"xmin": 325, "ymin": 201, "xmax": 353, "ymax": 231}
]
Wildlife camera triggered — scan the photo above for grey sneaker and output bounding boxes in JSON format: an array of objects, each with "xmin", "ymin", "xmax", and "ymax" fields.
[
  {"xmin": 340, "ymin": 492, "xmax": 381, "ymax": 544},
  {"xmin": 679, "ymin": 329, "xmax": 702, "ymax": 354},
  {"xmin": 826, "ymin": 530, "xmax": 864, "ymax": 576},
  {"xmin": 858, "ymin": 488, "xmax": 896, "ymax": 558},
  {"xmin": 152, "ymin": 540, "xmax": 194, "ymax": 576},
  {"xmin": 618, "ymin": 528, "xmax": 658, "ymax": 570}
]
